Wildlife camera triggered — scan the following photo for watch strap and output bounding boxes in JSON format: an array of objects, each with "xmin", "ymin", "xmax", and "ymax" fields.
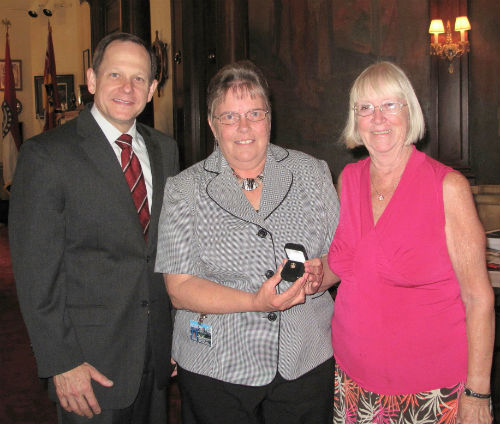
[{"xmin": 464, "ymin": 387, "xmax": 491, "ymax": 399}]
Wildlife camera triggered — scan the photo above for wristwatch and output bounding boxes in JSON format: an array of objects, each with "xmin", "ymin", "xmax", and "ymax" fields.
[{"xmin": 464, "ymin": 387, "xmax": 491, "ymax": 399}]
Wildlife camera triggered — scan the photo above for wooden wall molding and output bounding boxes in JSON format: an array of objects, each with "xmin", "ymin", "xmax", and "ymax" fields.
[{"xmin": 429, "ymin": 0, "xmax": 471, "ymax": 175}]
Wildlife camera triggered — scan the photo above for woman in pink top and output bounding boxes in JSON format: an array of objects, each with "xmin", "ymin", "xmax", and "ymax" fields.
[{"xmin": 321, "ymin": 62, "xmax": 494, "ymax": 423}]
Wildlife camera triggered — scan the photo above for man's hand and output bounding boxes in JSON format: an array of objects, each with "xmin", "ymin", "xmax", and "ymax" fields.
[
  {"xmin": 53, "ymin": 362, "xmax": 113, "ymax": 418},
  {"xmin": 171, "ymin": 358, "xmax": 178, "ymax": 377}
]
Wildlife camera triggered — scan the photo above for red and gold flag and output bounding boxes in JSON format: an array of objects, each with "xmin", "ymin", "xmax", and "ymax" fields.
[
  {"xmin": 1, "ymin": 29, "xmax": 21, "ymax": 188},
  {"xmin": 42, "ymin": 22, "xmax": 60, "ymax": 132}
]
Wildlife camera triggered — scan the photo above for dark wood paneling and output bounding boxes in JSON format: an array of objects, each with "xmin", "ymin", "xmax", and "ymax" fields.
[
  {"xmin": 216, "ymin": 0, "xmax": 249, "ymax": 66},
  {"xmin": 429, "ymin": 0, "xmax": 470, "ymax": 174},
  {"xmin": 493, "ymin": 288, "xmax": 500, "ymax": 423},
  {"xmin": 87, "ymin": 0, "xmax": 154, "ymax": 128},
  {"xmin": 171, "ymin": 0, "xmax": 248, "ymax": 170},
  {"xmin": 171, "ymin": 0, "xmax": 210, "ymax": 169},
  {"xmin": 169, "ymin": 0, "xmax": 498, "ymax": 180},
  {"xmin": 104, "ymin": 0, "xmax": 121, "ymax": 34}
]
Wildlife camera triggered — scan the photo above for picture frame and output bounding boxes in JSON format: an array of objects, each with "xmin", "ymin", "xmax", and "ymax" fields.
[
  {"xmin": 79, "ymin": 84, "xmax": 93, "ymax": 105},
  {"xmin": 82, "ymin": 49, "xmax": 90, "ymax": 83},
  {"xmin": 0, "ymin": 59, "xmax": 22, "ymax": 91},
  {"xmin": 34, "ymin": 74, "xmax": 76, "ymax": 119}
]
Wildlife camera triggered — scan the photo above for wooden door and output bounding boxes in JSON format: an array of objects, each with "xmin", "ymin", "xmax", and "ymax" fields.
[
  {"xmin": 171, "ymin": 0, "xmax": 248, "ymax": 170},
  {"xmin": 86, "ymin": 0, "xmax": 154, "ymax": 128}
]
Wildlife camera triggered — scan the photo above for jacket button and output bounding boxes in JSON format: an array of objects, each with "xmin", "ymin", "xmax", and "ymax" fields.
[
  {"xmin": 257, "ymin": 228, "xmax": 267, "ymax": 238},
  {"xmin": 141, "ymin": 300, "xmax": 149, "ymax": 308},
  {"xmin": 265, "ymin": 270, "xmax": 274, "ymax": 279},
  {"xmin": 267, "ymin": 312, "xmax": 277, "ymax": 321},
  {"xmin": 146, "ymin": 256, "xmax": 151, "ymax": 263}
]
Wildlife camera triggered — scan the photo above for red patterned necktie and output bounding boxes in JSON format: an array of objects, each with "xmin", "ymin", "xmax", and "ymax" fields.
[{"xmin": 115, "ymin": 134, "xmax": 150, "ymax": 240}]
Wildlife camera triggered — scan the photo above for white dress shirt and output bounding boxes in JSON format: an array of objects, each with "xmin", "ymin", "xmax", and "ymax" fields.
[{"xmin": 91, "ymin": 105, "xmax": 152, "ymax": 211}]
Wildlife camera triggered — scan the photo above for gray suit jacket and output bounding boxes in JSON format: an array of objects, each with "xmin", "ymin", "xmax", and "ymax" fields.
[
  {"xmin": 156, "ymin": 144, "xmax": 339, "ymax": 385},
  {"xmin": 9, "ymin": 105, "xmax": 179, "ymax": 408}
]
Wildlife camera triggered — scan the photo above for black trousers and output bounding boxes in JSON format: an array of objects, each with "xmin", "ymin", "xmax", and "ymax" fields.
[
  {"xmin": 57, "ymin": 325, "xmax": 168, "ymax": 424},
  {"xmin": 177, "ymin": 357, "xmax": 335, "ymax": 424}
]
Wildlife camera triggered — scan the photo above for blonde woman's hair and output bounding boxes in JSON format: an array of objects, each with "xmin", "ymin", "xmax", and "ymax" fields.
[{"xmin": 341, "ymin": 61, "xmax": 425, "ymax": 149}]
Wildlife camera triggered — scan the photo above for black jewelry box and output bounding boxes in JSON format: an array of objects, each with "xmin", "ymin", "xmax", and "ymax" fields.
[{"xmin": 281, "ymin": 243, "xmax": 308, "ymax": 282}]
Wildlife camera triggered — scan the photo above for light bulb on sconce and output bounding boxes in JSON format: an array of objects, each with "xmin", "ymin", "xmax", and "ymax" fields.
[
  {"xmin": 454, "ymin": 16, "xmax": 471, "ymax": 41},
  {"xmin": 429, "ymin": 16, "xmax": 471, "ymax": 74},
  {"xmin": 429, "ymin": 19, "xmax": 445, "ymax": 44}
]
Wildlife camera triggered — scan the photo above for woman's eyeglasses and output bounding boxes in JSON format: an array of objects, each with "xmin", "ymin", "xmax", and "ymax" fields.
[
  {"xmin": 214, "ymin": 109, "xmax": 269, "ymax": 125},
  {"xmin": 353, "ymin": 101, "xmax": 407, "ymax": 117}
]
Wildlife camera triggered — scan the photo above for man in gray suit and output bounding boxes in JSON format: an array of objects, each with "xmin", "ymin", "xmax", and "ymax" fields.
[{"xmin": 9, "ymin": 32, "xmax": 179, "ymax": 423}]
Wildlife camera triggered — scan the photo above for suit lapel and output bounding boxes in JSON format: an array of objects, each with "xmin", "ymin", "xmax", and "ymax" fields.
[
  {"xmin": 76, "ymin": 107, "xmax": 147, "ymax": 241},
  {"xmin": 139, "ymin": 124, "xmax": 163, "ymax": 248},
  {"xmin": 204, "ymin": 145, "xmax": 293, "ymax": 226},
  {"xmin": 259, "ymin": 145, "xmax": 292, "ymax": 220},
  {"xmin": 205, "ymin": 152, "xmax": 258, "ymax": 224}
]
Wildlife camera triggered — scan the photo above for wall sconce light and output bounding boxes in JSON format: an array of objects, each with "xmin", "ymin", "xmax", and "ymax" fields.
[{"xmin": 429, "ymin": 16, "xmax": 471, "ymax": 74}]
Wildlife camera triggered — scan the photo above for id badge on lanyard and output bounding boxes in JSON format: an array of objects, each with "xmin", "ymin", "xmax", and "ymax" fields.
[{"xmin": 190, "ymin": 313, "xmax": 212, "ymax": 347}]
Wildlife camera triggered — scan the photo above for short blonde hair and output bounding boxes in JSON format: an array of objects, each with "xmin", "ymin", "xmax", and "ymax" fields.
[{"xmin": 341, "ymin": 61, "xmax": 425, "ymax": 149}]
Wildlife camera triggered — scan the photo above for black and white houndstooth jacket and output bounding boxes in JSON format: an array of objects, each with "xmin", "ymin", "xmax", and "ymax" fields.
[{"xmin": 155, "ymin": 144, "xmax": 339, "ymax": 386}]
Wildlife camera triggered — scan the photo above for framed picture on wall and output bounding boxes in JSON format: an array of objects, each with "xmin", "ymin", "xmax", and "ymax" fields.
[
  {"xmin": 0, "ymin": 59, "xmax": 22, "ymax": 91},
  {"xmin": 34, "ymin": 74, "xmax": 76, "ymax": 119},
  {"xmin": 83, "ymin": 49, "xmax": 90, "ymax": 83}
]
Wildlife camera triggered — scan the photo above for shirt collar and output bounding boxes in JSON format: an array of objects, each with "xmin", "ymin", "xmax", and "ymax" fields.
[{"xmin": 91, "ymin": 104, "xmax": 138, "ymax": 143}]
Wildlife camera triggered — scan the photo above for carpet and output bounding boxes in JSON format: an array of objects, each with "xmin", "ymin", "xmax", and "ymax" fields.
[
  {"xmin": 0, "ymin": 225, "xmax": 57, "ymax": 423},
  {"xmin": 0, "ymin": 225, "xmax": 181, "ymax": 423}
]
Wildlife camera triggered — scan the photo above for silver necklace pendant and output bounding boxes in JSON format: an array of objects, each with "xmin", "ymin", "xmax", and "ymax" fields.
[
  {"xmin": 241, "ymin": 177, "xmax": 260, "ymax": 191},
  {"xmin": 232, "ymin": 168, "xmax": 264, "ymax": 191},
  {"xmin": 371, "ymin": 181, "xmax": 386, "ymax": 201}
]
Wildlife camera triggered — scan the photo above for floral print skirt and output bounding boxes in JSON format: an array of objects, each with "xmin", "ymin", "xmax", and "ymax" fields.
[{"xmin": 333, "ymin": 363, "xmax": 464, "ymax": 424}]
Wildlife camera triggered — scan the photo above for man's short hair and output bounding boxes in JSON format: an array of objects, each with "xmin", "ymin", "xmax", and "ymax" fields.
[{"xmin": 91, "ymin": 32, "xmax": 157, "ymax": 83}]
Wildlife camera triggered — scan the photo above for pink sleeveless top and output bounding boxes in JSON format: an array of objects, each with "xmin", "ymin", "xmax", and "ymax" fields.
[{"xmin": 328, "ymin": 147, "xmax": 467, "ymax": 394}]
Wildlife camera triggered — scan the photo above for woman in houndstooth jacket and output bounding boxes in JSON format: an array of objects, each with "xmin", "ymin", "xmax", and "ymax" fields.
[{"xmin": 156, "ymin": 60, "xmax": 340, "ymax": 424}]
